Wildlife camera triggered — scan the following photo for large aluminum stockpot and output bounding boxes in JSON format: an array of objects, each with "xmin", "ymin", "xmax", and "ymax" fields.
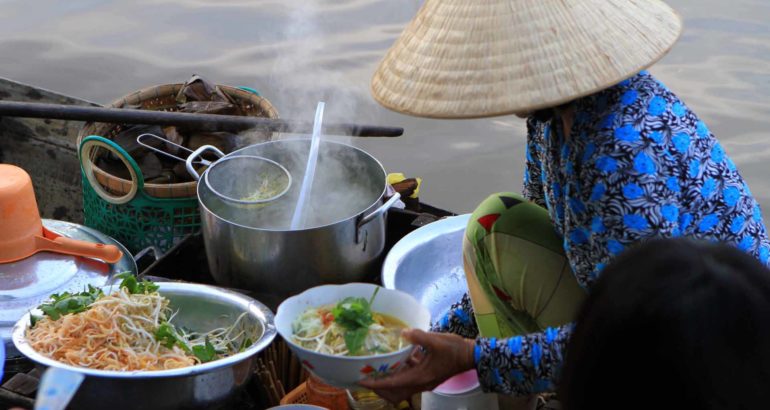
[
  {"xmin": 197, "ymin": 139, "xmax": 400, "ymax": 308},
  {"xmin": 12, "ymin": 282, "xmax": 276, "ymax": 410}
]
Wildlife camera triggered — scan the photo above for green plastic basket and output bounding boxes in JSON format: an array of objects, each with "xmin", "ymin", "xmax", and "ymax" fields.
[{"xmin": 79, "ymin": 135, "xmax": 200, "ymax": 255}]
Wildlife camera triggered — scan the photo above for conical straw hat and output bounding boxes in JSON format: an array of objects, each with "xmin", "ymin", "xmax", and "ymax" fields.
[{"xmin": 371, "ymin": 0, "xmax": 682, "ymax": 119}]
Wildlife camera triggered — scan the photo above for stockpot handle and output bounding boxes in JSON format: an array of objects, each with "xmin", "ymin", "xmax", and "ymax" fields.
[
  {"xmin": 185, "ymin": 145, "xmax": 225, "ymax": 181},
  {"xmin": 356, "ymin": 193, "xmax": 401, "ymax": 243}
]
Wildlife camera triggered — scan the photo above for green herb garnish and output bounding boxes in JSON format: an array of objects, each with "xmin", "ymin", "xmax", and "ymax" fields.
[
  {"xmin": 331, "ymin": 287, "xmax": 380, "ymax": 355},
  {"xmin": 343, "ymin": 327, "xmax": 370, "ymax": 355},
  {"xmin": 155, "ymin": 323, "xmax": 220, "ymax": 363},
  {"xmin": 240, "ymin": 338, "xmax": 254, "ymax": 353},
  {"xmin": 192, "ymin": 338, "xmax": 217, "ymax": 363},
  {"xmin": 155, "ymin": 322, "xmax": 191, "ymax": 352},
  {"xmin": 35, "ymin": 285, "xmax": 104, "ymax": 323},
  {"xmin": 30, "ymin": 274, "xmax": 159, "ymax": 327},
  {"xmin": 115, "ymin": 272, "xmax": 159, "ymax": 294}
]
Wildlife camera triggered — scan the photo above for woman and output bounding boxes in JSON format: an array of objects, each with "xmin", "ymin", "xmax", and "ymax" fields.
[
  {"xmin": 561, "ymin": 238, "xmax": 770, "ymax": 409},
  {"xmin": 362, "ymin": 0, "xmax": 770, "ymax": 402}
]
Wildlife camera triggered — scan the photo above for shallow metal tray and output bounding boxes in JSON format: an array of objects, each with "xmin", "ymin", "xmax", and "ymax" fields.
[{"xmin": 382, "ymin": 214, "xmax": 470, "ymax": 322}]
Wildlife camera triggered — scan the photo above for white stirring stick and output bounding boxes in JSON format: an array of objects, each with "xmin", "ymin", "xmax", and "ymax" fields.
[
  {"xmin": 290, "ymin": 102, "xmax": 325, "ymax": 230},
  {"xmin": 34, "ymin": 367, "xmax": 85, "ymax": 410},
  {"xmin": 0, "ymin": 342, "xmax": 5, "ymax": 381}
]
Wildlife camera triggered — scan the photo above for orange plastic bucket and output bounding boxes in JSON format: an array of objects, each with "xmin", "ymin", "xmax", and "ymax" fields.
[{"xmin": 0, "ymin": 164, "xmax": 123, "ymax": 264}]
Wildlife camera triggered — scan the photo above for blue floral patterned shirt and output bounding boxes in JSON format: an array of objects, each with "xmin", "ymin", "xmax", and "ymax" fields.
[{"xmin": 434, "ymin": 71, "xmax": 770, "ymax": 396}]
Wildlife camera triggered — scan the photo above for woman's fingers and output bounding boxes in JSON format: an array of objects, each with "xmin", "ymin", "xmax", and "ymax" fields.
[
  {"xmin": 406, "ymin": 330, "xmax": 475, "ymax": 374},
  {"xmin": 370, "ymin": 376, "xmax": 446, "ymax": 404},
  {"xmin": 407, "ymin": 345, "xmax": 425, "ymax": 365},
  {"xmin": 359, "ymin": 331, "xmax": 476, "ymax": 403},
  {"xmin": 363, "ymin": 372, "xmax": 436, "ymax": 404},
  {"xmin": 402, "ymin": 328, "xmax": 433, "ymax": 347},
  {"xmin": 371, "ymin": 387, "xmax": 415, "ymax": 404},
  {"xmin": 359, "ymin": 365, "xmax": 426, "ymax": 390}
]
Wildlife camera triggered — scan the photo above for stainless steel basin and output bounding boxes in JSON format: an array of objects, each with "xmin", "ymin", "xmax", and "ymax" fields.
[
  {"xmin": 12, "ymin": 282, "xmax": 276, "ymax": 410},
  {"xmin": 382, "ymin": 214, "xmax": 470, "ymax": 322}
]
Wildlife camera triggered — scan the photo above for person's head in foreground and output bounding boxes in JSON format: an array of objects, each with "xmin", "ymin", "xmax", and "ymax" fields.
[{"xmin": 560, "ymin": 238, "xmax": 770, "ymax": 410}]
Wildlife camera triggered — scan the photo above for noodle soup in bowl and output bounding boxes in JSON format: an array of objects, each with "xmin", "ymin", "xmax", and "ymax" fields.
[
  {"xmin": 11, "ymin": 281, "xmax": 276, "ymax": 410},
  {"xmin": 275, "ymin": 283, "xmax": 430, "ymax": 389}
]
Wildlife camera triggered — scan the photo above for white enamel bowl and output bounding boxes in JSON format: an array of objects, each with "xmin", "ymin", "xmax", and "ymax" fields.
[{"xmin": 275, "ymin": 283, "xmax": 430, "ymax": 389}]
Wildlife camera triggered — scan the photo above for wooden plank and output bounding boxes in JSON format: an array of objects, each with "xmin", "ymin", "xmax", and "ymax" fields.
[
  {"xmin": 0, "ymin": 77, "xmax": 97, "ymax": 223},
  {"xmin": 27, "ymin": 368, "xmax": 42, "ymax": 379},
  {"xmin": 2, "ymin": 372, "xmax": 39, "ymax": 396},
  {"xmin": 0, "ymin": 387, "xmax": 35, "ymax": 409}
]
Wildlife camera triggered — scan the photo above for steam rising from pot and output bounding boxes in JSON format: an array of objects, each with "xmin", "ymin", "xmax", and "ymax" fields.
[
  {"xmin": 201, "ymin": 138, "xmax": 382, "ymax": 231},
  {"xmin": 216, "ymin": 0, "xmax": 392, "ymax": 230}
]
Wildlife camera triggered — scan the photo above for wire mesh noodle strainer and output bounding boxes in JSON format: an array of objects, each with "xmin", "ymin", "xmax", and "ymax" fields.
[
  {"xmin": 187, "ymin": 146, "xmax": 292, "ymax": 206},
  {"xmin": 137, "ymin": 133, "xmax": 292, "ymax": 205},
  {"xmin": 202, "ymin": 153, "xmax": 292, "ymax": 205}
]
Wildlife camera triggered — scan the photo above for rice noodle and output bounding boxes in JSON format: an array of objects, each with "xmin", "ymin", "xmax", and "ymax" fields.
[
  {"xmin": 26, "ymin": 287, "xmax": 255, "ymax": 371},
  {"xmin": 291, "ymin": 305, "xmax": 407, "ymax": 356}
]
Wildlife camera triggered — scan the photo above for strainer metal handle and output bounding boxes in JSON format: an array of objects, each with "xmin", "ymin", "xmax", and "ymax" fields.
[
  {"xmin": 136, "ymin": 133, "xmax": 213, "ymax": 167},
  {"xmin": 185, "ymin": 145, "xmax": 225, "ymax": 181}
]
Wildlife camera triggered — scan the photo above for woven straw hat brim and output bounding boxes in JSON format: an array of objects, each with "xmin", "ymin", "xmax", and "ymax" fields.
[{"xmin": 371, "ymin": 0, "xmax": 683, "ymax": 119}]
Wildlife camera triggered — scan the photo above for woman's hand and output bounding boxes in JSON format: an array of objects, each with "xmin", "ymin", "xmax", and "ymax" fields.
[{"xmin": 358, "ymin": 329, "xmax": 476, "ymax": 403}]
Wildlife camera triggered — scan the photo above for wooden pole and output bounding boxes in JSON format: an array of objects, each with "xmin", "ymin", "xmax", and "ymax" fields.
[{"xmin": 0, "ymin": 101, "xmax": 404, "ymax": 137}]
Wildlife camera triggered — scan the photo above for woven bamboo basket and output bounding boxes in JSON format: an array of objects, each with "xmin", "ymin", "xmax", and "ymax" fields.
[
  {"xmin": 280, "ymin": 382, "xmax": 312, "ymax": 405},
  {"xmin": 77, "ymin": 83, "xmax": 279, "ymax": 199}
]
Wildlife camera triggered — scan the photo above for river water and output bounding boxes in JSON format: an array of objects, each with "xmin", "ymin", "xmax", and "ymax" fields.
[{"xmin": 0, "ymin": 0, "xmax": 768, "ymax": 214}]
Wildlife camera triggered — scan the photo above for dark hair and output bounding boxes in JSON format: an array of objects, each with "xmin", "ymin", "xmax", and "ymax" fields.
[
  {"xmin": 530, "ymin": 101, "xmax": 576, "ymax": 123},
  {"xmin": 560, "ymin": 238, "xmax": 770, "ymax": 410}
]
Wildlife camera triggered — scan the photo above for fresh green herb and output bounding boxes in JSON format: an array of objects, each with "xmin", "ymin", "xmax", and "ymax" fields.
[
  {"xmin": 30, "ymin": 274, "xmax": 160, "ymax": 327},
  {"xmin": 240, "ymin": 338, "xmax": 254, "ymax": 353},
  {"xmin": 368, "ymin": 286, "xmax": 380, "ymax": 307},
  {"xmin": 30, "ymin": 314, "xmax": 43, "ymax": 327},
  {"xmin": 332, "ymin": 297, "xmax": 373, "ymax": 329},
  {"xmin": 35, "ymin": 285, "xmax": 104, "ymax": 323},
  {"xmin": 154, "ymin": 322, "xmax": 191, "ymax": 353},
  {"xmin": 192, "ymin": 338, "xmax": 217, "ymax": 363},
  {"xmin": 155, "ymin": 323, "xmax": 220, "ymax": 363},
  {"xmin": 331, "ymin": 287, "xmax": 380, "ymax": 355},
  {"xmin": 343, "ymin": 327, "xmax": 370, "ymax": 355},
  {"xmin": 115, "ymin": 272, "xmax": 159, "ymax": 294}
]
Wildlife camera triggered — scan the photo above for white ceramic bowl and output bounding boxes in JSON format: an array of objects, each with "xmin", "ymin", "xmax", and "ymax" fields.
[{"xmin": 276, "ymin": 283, "xmax": 430, "ymax": 389}]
